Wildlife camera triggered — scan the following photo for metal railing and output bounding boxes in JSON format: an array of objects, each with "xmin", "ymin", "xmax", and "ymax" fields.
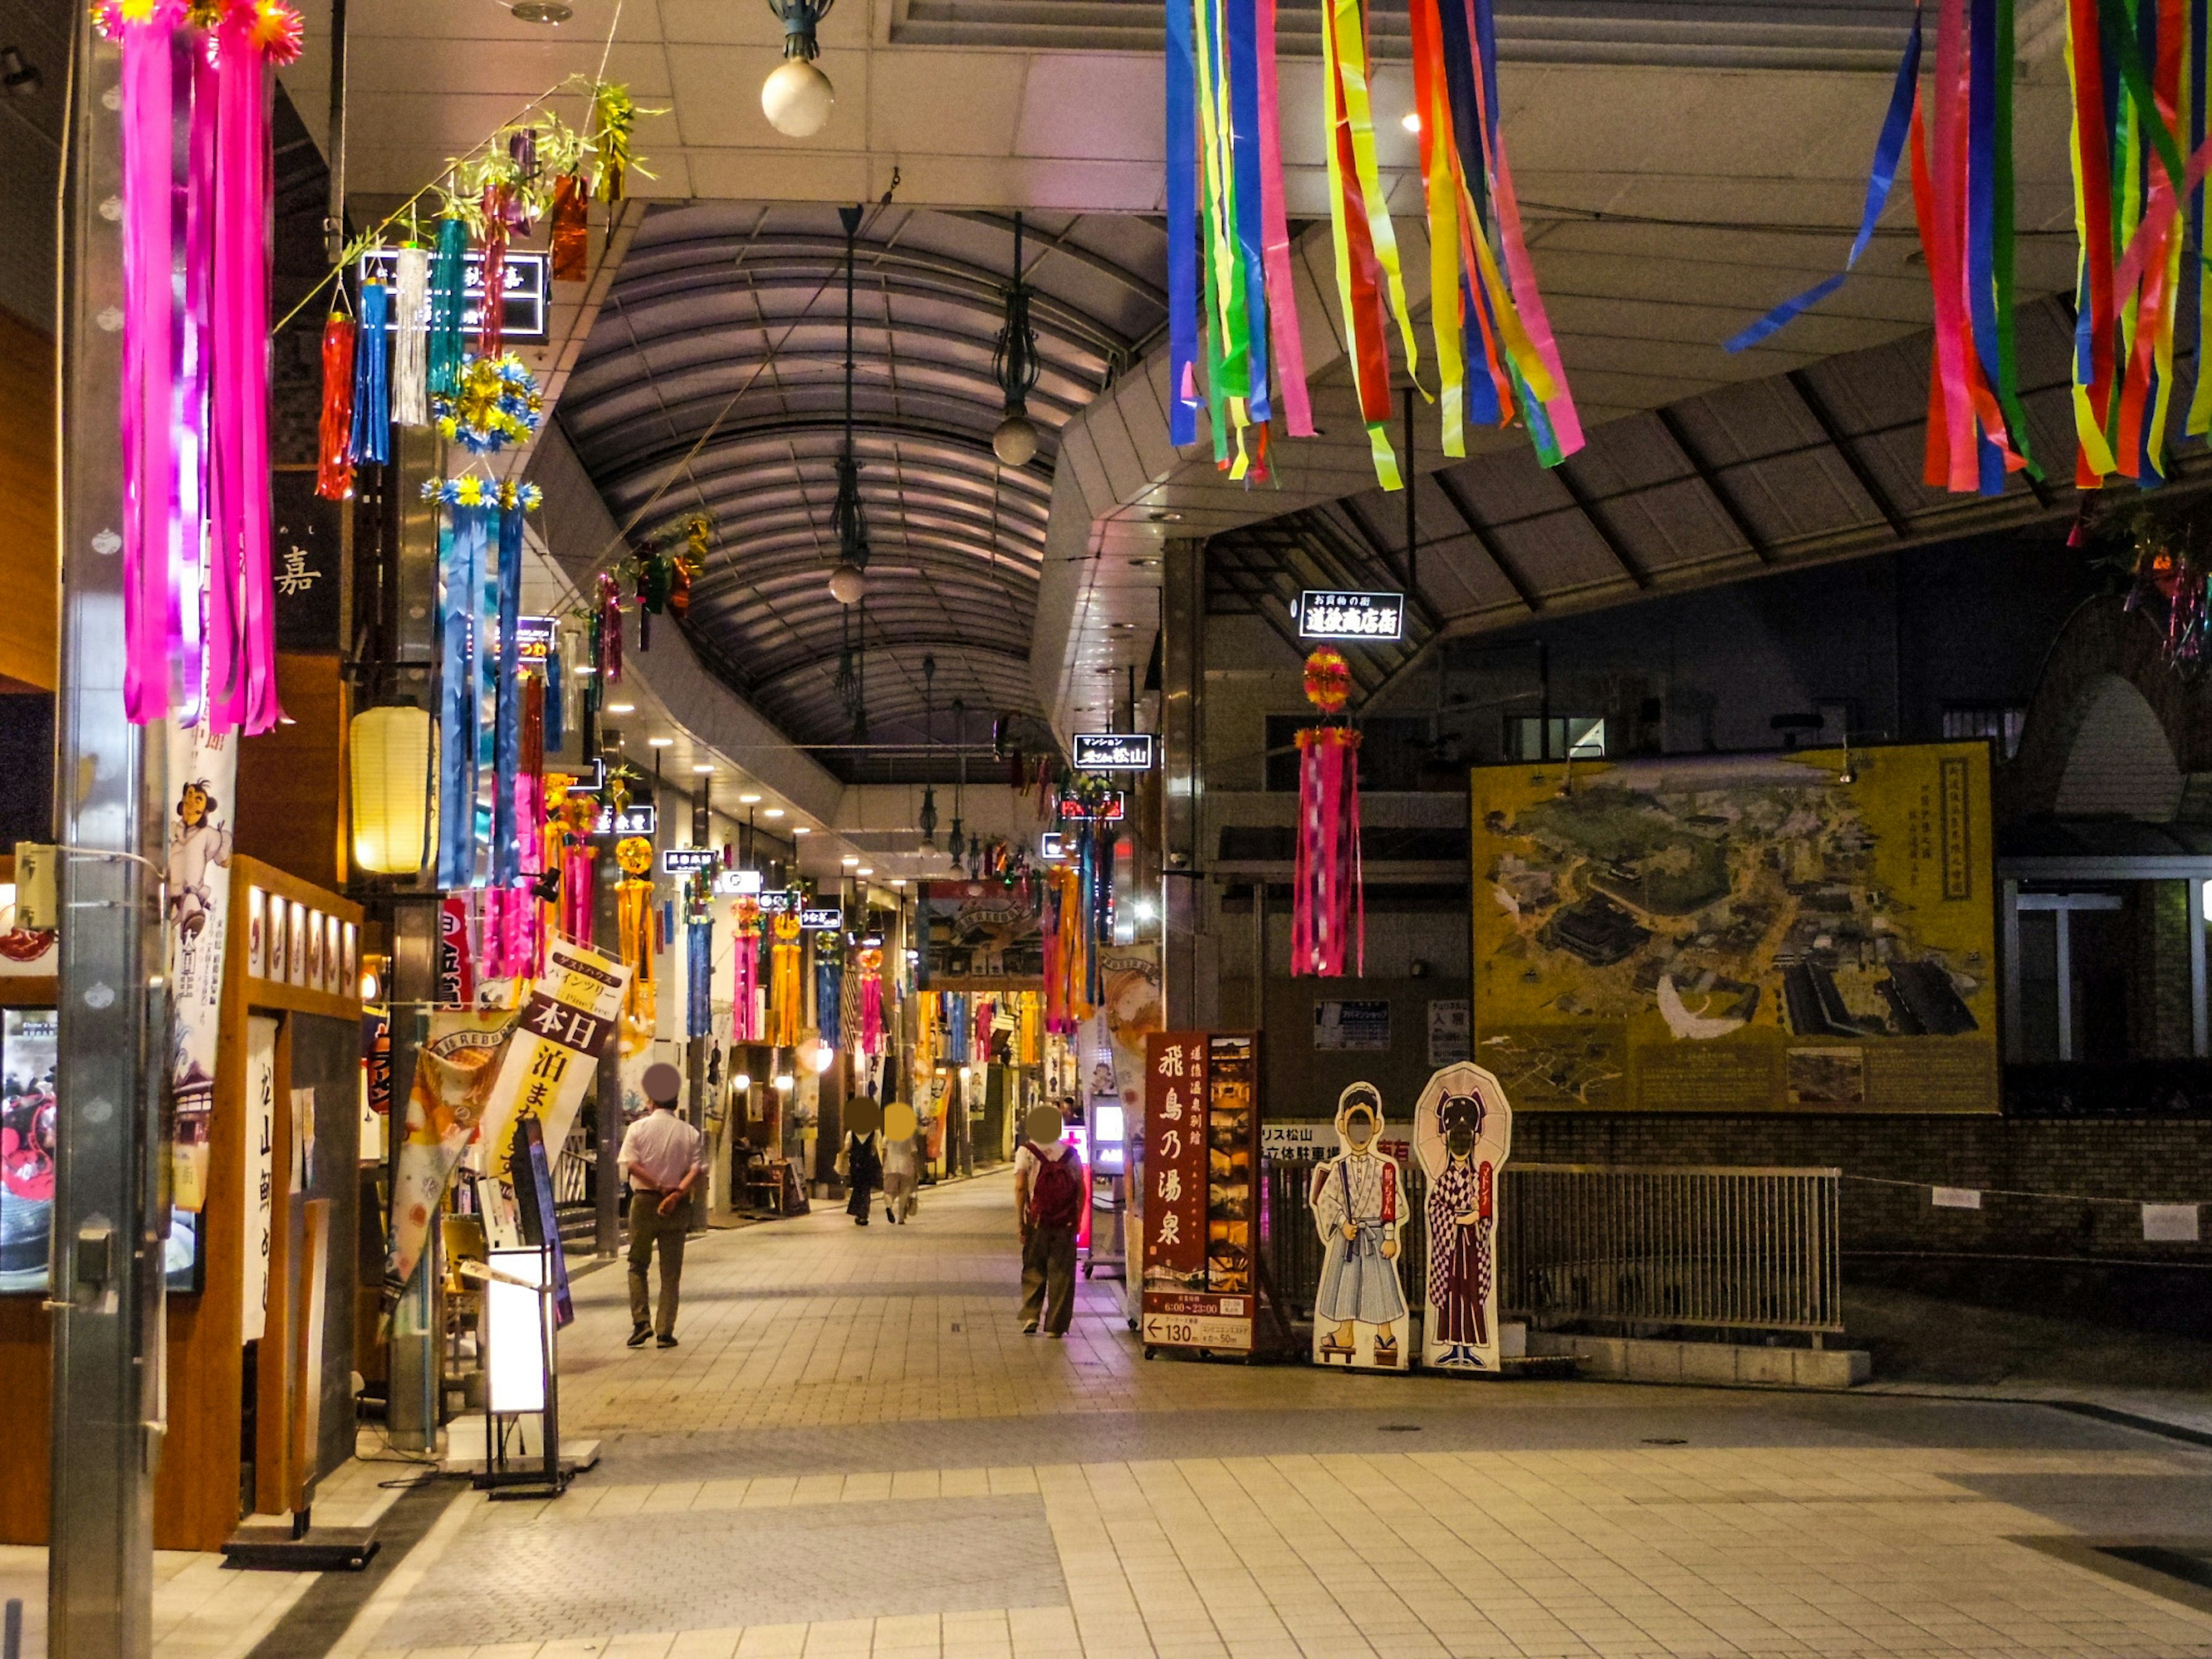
[
  {"xmin": 1261, "ymin": 1156, "xmax": 1843, "ymax": 1337},
  {"xmin": 1501, "ymin": 1164, "xmax": 1843, "ymax": 1336}
]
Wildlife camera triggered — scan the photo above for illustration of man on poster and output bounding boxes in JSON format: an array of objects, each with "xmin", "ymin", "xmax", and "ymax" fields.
[
  {"xmin": 1308, "ymin": 1082, "xmax": 1408, "ymax": 1368},
  {"xmin": 1414, "ymin": 1062, "xmax": 1513, "ymax": 1370}
]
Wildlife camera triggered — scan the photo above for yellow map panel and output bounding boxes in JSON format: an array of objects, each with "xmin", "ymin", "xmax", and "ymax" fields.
[{"xmin": 1470, "ymin": 744, "xmax": 1999, "ymax": 1113}]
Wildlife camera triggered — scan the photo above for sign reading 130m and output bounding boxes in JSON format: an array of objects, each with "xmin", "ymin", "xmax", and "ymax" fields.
[
  {"xmin": 1297, "ymin": 589, "xmax": 1405, "ymax": 641},
  {"xmin": 1072, "ymin": 732, "xmax": 1157, "ymax": 771}
]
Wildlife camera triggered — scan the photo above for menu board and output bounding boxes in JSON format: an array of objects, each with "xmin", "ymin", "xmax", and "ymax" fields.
[{"xmin": 1140, "ymin": 1031, "xmax": 1260, "ymax": 1354}]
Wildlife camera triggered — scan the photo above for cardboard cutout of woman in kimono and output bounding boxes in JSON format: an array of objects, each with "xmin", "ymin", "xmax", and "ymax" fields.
[
  {"xmin": 1308, "ymin": 1082, "xmax": 1408, "ymax": 1368},
  {"xmin": 1414, "ymin": 1062, "xmax": 1513, "ymax": 1371}
]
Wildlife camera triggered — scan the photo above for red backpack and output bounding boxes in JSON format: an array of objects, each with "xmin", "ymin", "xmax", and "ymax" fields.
[{"xmin": 1025, "ymin": 1142, "xmax": 1084, "ymax": 1229}]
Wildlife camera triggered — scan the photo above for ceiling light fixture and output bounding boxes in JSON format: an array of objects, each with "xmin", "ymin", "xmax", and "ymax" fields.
[
  {"xmin": 1400, "ymin": 110, "xmax": 1421, "ymax": 133},
  {"xmin": 826, "ymin": 203, "xmax": 870, "ymax": 613},
  {"xmin": 740, "ymin": 793, "xmax": 763, "ymax": 804},
  {"xmin": 794, "ymin": 826, "xmax": 811, "ymax": 836},
  {"xmin": 765, "ymin": 808, "xmax": 786, "ymax": 819},
  {"xmin": 762, "ymin": 0, "xmax": 836, "ymax": 137},
  {"xmin": 857, "ymin": 867, "xmax": 874, "ymax": 877},
  {"xmin": 648, "ymin": 737, "xmax": 674, "ymax": 748},
  {"xmin": 842, "ymin": 855, "xmax": 861, "ymax": 866},
  {"xmin": 510, "ymin": 1, "xmax": 574, "ymax": 21},
  {"xmin": 991, "ymin": 213, "xmax": 1043, "ymax": 467},
  {"xmin": 693, "ymin": 764, "xmax": 715, "ymax": 775},
  {"xmin": 607, "ymin": 702, "xmax": 636, "ymax": 714}
]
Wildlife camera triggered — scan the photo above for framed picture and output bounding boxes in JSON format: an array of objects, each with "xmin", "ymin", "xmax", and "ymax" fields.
[
  {"xmin": 266, "ymin": 895, "xmax": 287, "ymax": 984},
  {"xmin": 247, "ymin": 887, "xmax": 267, "ymax": 979}
]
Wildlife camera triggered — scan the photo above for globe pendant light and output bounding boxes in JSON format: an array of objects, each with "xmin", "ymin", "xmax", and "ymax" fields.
[
  {"xmin": 828, "ymin": 203, "xmax": 869, "ymax": 605},
  {"xmin": 764, "ymin": 0, "xmax": 836, "ymax": 137},
  {"xmin": 991, "ymin": 213, "xmax": 1041, "ymax": 466},
  {"xmin": 918, "ymin": 655, "xmax": 940, "ymax": 849}
]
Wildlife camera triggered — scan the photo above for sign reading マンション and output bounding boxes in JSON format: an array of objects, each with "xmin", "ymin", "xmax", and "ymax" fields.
[
  {"xmin": 1072, "ymin": 732, "xmax": 1157, "ymax": 771},
  {"xmin": 1297, "ymin": 589, "xmax": 1406, "ymax": 642}
]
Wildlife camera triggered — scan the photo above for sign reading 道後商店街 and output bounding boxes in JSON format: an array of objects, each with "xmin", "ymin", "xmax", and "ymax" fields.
[{"xmin": 1470, "ymin": 743, "xmax": 1999, "ymax": 1113}]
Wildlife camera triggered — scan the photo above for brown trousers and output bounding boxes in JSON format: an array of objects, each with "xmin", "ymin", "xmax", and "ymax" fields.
[
  {"xmin": 1020, "ymin": 1224, "xmax": 1077, "ymax": 1334},
  {"xmin": 627, "ymin": 1191, "xmax": 688, "ymax": 1337}
]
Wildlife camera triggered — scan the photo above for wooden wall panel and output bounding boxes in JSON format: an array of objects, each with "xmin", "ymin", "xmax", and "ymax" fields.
[
  {"xmin": 0, "ymin": 309, "xmax": 55, "ymax": 693},
  {"xmin": 234, "ymin": 653, "xmax": 350, "ymax": 893}
]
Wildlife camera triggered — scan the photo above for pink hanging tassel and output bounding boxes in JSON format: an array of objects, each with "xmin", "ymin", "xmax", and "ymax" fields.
[
  {"xmin": 562, "ymin": 843, "xmax": 595, "ymax": 946},
  {"xmin": 596, "ymin": 571, "xmax": 623, "ymax": 684},
  {"xmin": 861, "ymin": 974, "xmax": 884, "ymax": 1056},
  {"xmin": 1293, "ymin": 726, "xmax": 1363, "ymax": 977},
  {"xmin": 732, "ymin": 915, "xmax": 761, "ymax": 1041}
]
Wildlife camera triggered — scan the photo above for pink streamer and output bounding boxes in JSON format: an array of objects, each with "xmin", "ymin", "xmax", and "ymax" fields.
[
  {"xmin": 1254, "ymin": 0, "xmax": 1314, "ymax": 438},
  {"xmin": 732, "ymin": 926, "xmax": 760, "ymax": 1042},
  {"xmin": 118, "ymin": 14, "xmax": 179, "ymax": 723},
  {"xmin": 1292, "ymin": 730, "xmax": 1362, "ymax": 977},
  {"xmin": 562, "ymin": 844, "xmax": 595, "ymax": 946},
  {"xmin": 861, "ymin": 975, "xmax": 884, "ymax": 1056}
]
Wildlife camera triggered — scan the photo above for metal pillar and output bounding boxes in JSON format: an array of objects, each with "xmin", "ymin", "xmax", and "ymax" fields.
[
  {"xmin": 1161, "ymin": 537, "xmax": 1206, "ymax": 1030},
  {"xmin": 50, "ymin": 14, "xmax": 166, "ymax": 1655}
]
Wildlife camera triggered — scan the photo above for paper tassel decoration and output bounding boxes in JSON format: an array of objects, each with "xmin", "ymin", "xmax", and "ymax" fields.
[
  {"xmin": 596, "ymin": 571, "xmax": 624, "ymax": 684},
  {"xmin": 427, "ymin": 216, "xmax": 469, "ymax": 400},
  {"xmin": 1292, "ymin": 647, "xmax": 1363, "ymax": 977},
  {"xmin": 551, "ymin": 173, "xmax": 590, "ymax": 282},
  {"xmin": 1168, "ymin": 0, "xmax": 1313, "ymax": 478},
  {"xmin": 859, "ymin": 946, "xmax": 886, "ymax": 1055},
  {"xmin": 393, "ymin": 243, "xmax": 431, "ymax": 427},
  {"xmin": 731, "ymin": 899, "xmax": 763, "ymax": 1042},
  {"xmin": 2066, "ymin": 0, "xmax": 2206, "ymax": 485},
  {"xmin": 770, "ymin": 912, "xmax": 802, "ymax": 1047},
  {"xmin": 316, "ymin": 314, "xmax": 357, "ymax": 499},
  {"xmin": 491, "ymin": 501, "xmax": 525, "ymax": 884},
  {"xmin": 688, "ymin": 919, "xmax": 715, "ymax": 1039},
  {"xmin": 1408, "ymin": 0, "xmax": 1581, "ymax": 464},
  {"xmin": 350, "ymin": 277, "xmax": 391, "ymax": 467},
  {"xmin": 816, "ymin": 948, "xmax": 843, "ymax": 1050},
  {"xmin": 1725, "ymin": 3, "xmax": 2031, "ymax": 495},
  {"xmin": 615, "ymin": 835, "xmax": 657, "ymax": 1045},
  {"xmin": 435, "ymin": 503, "xmax": 493, "ymax": 889}
]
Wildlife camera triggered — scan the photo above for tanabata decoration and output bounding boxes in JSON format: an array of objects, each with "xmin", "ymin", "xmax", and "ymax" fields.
[
  {"xmin": 590, "ymin": 82, "xmax": 661, "ymax": 204},
  {"xmin": 1725, "ymin": 2, "xmax": 2033, "ymax": 495},
  {"xmin": 550, "ymin": 785, "xmax": 599, "ymax": 946},
  {"xmin": 770, "ymin": 911, "xmax": 803, "ymax": 1047},
  {"xmin": 1167, "ymin": 0, "xmax": 1313, "ymax": 479},
  {"xmin": 730, "ymin": 896, "xmax": 763, "ymax": 1042},
  {"xmin": 859, "ymin": 946, "xmax": 886, "ymax": 1056},
  {"xmin": 687, "ymin": 917, "xmax": 715, "ymax": 1039},
  {"xmin": 550, "ymin": 172, "xmax": 590, "ymax": 281},
  {"xmin": 103, "ymin": 0, "xmax": 302, "ymax": 733},
  {"xmin": 816, "ymin": 945, "xmax": 843, "ymax": 1050},
  {"xmin": 1293, "ymin": 647, "xmax": 1363, "ymax": 977},
  {"xmin": 393, "ymin": 243, "xmax": 431, "ymax": 427},
  {"xmin": 1406, "ymin": 0, "xmax": 1581, "ymax": 465},
  {"xmin": 316, "ymin": 313, "xmax": 357, "ymax": 501},
  {"xmin": 350, "ymin": 276, "xmax": 391, "ymax": 467},
  {"xmin": 615, "ymin": 834, "xmax": 657, "ymax": 1048},
  {"xmin": 435, "ymin": 352, "xmax": 544, "ymax": 454},
  {"xmin": 427, "ymin": 216, "xmax": 469, "ymax": 401}
]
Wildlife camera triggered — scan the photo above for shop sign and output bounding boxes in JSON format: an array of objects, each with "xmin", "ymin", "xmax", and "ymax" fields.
[
  {"xmin": 801, "ymin": 906, "xmax": 843, "ymax": 931},
  {"xmin": 513, "ymin": 615, "xmax": 556, "ymax": 666},
  {"xmin": 1039, "ymin": 832, "xmax": 1066, "ymax": 861},
  {"xmin": 560, "ymin": 759, "xmax": 607, "ymax": 795},
  {"xmin": 717, "ymin": 867, "xmax": 763, "ymax": 896},
  {"xmin": 591, "ymin": 804, "xmax": 657, "ymax": 836},
  {"xmin": 1059, "ymin": 790, "xmax": 1127, "ymax": 822},
  {"xmin": 662, "ymin": 848, "xmax": 718, "ymax": 874},
  {"xmin": 1427, "ymin": 998, "xmax": 1471, "ymax": 1066},
  {"xmin": 358, "ymin": 248, "xmax": 550, "ymax": 343},
  {"xmin": 1296, "ymin": 589, "xmax": 1404, "ymax": 642},
  {"xmin": 1314, "ymin": 999, "xmax": 1391, "ymax": 1051},
  {"xmin": 759, "ymin": 888, "xmax": 802, "ymax": 915},
  {"xmin": 1072, "ymin": 732, "xmax": 1157, "ymax": 771},
  {"xmin": 1141, "ymin": 1031, "xmax": 1259, "ymax": 1354},
  {"xmin": 1140, "ymin": 1290, "xmax": 1253, "ymax": 1349},
  {"xmin": 1259, "ymin": 1121, "xmax": 1331, "ymax": 1154}
]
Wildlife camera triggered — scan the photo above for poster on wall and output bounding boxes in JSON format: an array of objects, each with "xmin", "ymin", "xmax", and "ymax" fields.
[
  {"xmin": 1139, "ymin": 1031, "xmax": 1260, "ymax": 1354},
  {"xmin": 1427, "ymin": 1000, "xmax": 1471, "ymax": 1066},
  {"xmin": 1314, "ymin": 999, "xmax": 1390, "ymax": 1051},
  {"xmin": 1414, "ymin": 1062, "xmax": 1513, "ymax": 1372},
  {"xmin": 242, "ymin": 1016, "xmax": 278, "ymax": 1342},
  {"xmin": 1470, "ymin": 744, "xmax": 1999, "ymax": 1112},
  {"xmin": 1099, "ymin": 942, "xmax": 1162, "ymax": 1122},
  {"xmin": 1308, "ymin": 1082, "xmax": 1408, "ymax": 1369},
  {"xmin": 0, "ymin": 1009, "xmax": 56, "ymax": 1294},
  {"xmin": 916, "ymin": 881, "xmax": 1046, "ymax": 988},
  {"xmin": 166, "ymin": 722, "xmax": 236, "ymax": 1215}
]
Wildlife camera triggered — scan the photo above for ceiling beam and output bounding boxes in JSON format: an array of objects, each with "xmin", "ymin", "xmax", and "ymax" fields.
[
  {"xmin": 1652, "ymin": 404, "xmax": 1774, "ymax": 565},
  {"xmin": 1786, "ymin": 366, "xmax": 1910, "ymax": 539},
  {"xmin": 1546, "ymin": 455, "xmax": 1653, "ymax": 589},
  {"xmin": 1429, "ymin": 468, "xmax": 1544, "ymax": 613}
]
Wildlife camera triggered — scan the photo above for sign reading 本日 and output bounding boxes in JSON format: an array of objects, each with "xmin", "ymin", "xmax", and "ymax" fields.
[{"xmin": 1469, "ymin": 744, "xmax": 1999, "ymax": 1112}]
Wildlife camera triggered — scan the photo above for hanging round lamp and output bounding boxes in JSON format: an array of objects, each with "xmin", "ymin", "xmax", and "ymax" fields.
[
  {"xmin": 349, "ymin": 703, "xmax": 435, "ymax": 876},
  {"xmin": 763, "ymin": 0, "xmax": 836, "ymax": 136},
  {"xmin": 991, "ymin": 213, "xmax": 1043, "ymax": 465}
]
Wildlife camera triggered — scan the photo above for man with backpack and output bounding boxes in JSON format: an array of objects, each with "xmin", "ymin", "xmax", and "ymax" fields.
[{"xmin": 1014, "ymin": 1105, "xmax": 1088, "ymax": 1336}]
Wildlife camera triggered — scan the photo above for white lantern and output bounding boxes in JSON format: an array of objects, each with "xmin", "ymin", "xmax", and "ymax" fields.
[
  {"xmin": 828, "ymin": 563, "xmax": 866, "ymax": 605},
  {"xmin": 349, "ymin": 705, "xmax": 435, "ymax": 876},
  {"xmin": 992, "ymin": 411, "xmax": 1039, "ymax": 467},
  {"xmin": 762, "ymin": 59, "xmax": 834, "ymax": 138}
]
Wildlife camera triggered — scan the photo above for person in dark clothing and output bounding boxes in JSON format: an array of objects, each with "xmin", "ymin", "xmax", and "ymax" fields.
[
  {"xmin": 838, "ymin": 1095, "xmax": 884, "ymax": 1226},
  {"xmin": 1015, "ymin": 1105, "xmax": 1088, "ymax": 1336}
]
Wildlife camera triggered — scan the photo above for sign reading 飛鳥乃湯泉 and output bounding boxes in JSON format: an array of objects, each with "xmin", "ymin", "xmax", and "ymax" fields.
[
  {"xmin": 1071, "ymin": 732, "xmax": 1157, "ymax": 771},
  {"xmin": 1140, "ymin": 1032, "xmax": 1260, "ymax": 1354},
  {"xmin": 1297, "ymin": 589, "xmax": 1404, "ymax": 642}
]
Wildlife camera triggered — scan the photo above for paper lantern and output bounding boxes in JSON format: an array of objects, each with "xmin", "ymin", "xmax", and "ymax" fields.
[{"xmin": 350, "ymin": 705, "xmax": 435, "ymax": 876}]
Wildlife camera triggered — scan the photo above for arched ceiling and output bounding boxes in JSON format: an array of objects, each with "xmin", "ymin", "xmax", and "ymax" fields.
[{"xmin": 559, "ymin": 201, "xmax": 1168, "ymax": 782}]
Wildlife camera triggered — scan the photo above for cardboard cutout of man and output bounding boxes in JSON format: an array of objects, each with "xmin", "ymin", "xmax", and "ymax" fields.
[
  {"xmin": 1308, "ymin": 1082, "xmax": 1409, "ymax": 1368},
  {"xmin": 1414, "ymin": 1062, "xmax": 1514, "ymax": 1371}
]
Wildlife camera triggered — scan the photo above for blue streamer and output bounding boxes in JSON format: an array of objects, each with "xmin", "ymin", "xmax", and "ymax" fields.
[
  {"xmin": 1166, "ymin": 0, "xmax": 1199, "ymax": 446},
  {"xmin": 1725, "ymin": 12, "xmax": 1922, "ymax": 353},
  {"xmin": 1223, "ymin": 0, "xmax": 1271, "ymax": 422},
  {"xmin": 435, "ymin": 506, "xmax": 493, "ymax": 890},
  {"xmin": 1967, "ymin": 0, "xmax": 2007, "ymax": 495},
  {"xmin": 492, "ymin": 502, "xmax": 524, "ymax": 884},
  {"xmin": 350, "ymin": 278, "xmax": 390, "ymax": 466},
  {"xmin": 817, "ymin": 951, "xmax": 842, "ymax": 1050},
  {"xmin": 543, "ymin": 637, "xmax": 565, "ymax": 750},
  {"xmin": 688, "ymin": 919, "xmax": 714, "ymax": 1039}
]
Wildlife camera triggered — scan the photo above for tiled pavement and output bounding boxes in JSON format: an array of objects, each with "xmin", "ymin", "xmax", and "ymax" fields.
[{"xmin": 47, "ymin": 1173, "xmax": 2212, "ymax": 1657}]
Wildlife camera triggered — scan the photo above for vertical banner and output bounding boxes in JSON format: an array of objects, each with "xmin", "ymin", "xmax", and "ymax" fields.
[
  {"xmin": 165, "ymin": 722, "xmax": 237, "ymax": 1214},
  {"xmin": 241, "ymin": 1016, "xmax": 278, "ymax": 1343},
  {"xmin": 385, "ymin": 1009, "xmax": 514, "ymax": 1295},
  {"xmin": 1414, "ymin": 1062, "xmax": 1514, "ymax": 1372},
  {"xmin": 1140, "ymin": 1031, "xmax": 1259, "ymax": 1353}
]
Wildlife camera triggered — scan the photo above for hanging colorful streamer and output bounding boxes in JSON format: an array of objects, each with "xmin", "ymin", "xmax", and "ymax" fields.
[
  {"xmin": 393, "ymin": 243, "xmax": 431, "ymax": 428},
  {"xmin": 859, "ymin": 947, "xmax": 887, "ymax": 1056},
  {"xmin": 616, "ymin": 835, "xmax": 657, "ymax": 1050},
  {"xmin": 1292, "ymin": 648, "xmax": 1363, "ymax": 978},
  {"xmin": 1408, "ymin": 0, "xmax": 1581, "ymax": 464},
  {"xmin": 427, "ymin": 215, "xmax": 469, "ymax": 400},
  {"xmin": 350, "ymin": 276, "xmax": 391, "ymax": 467},
  {"xmin": 816, "ymin": 947, "xmax": 843, "ymax": 1051},
  {"xmin": 688, "ymin": 918, "xmax": 715, "ymax": 1039},
  {"xmin": 731, "ymin": 898, "xmax": 763, "ymax": 1042},
  {"xmin": 435, "ymin": 503, "xmax": 492, "ymax": 889},
  {"xmin": 315, "ymin": 313, "xmax": 357, "ymax": 502},
  {"xmin": 491, "ymin": 497, "xmax": 526, "ymax": 885},
  {"xmin": 770, "ymin": 912, "xmax": 802, "ymax": 1047}
]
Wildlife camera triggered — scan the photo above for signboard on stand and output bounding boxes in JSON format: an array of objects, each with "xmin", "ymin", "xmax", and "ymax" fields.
[
  {"xmin": 1140, "ymin": 1031, "xmax": 1262, "ymax": 1355},
  {"xmin": 1412, "ymin": 1062, "xmax": 1514, "ymax": 1372}
]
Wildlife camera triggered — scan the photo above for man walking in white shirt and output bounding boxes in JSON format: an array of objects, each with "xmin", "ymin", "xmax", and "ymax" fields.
[{"xmin": 617, "ymin": 1062, "xmax": 705, "ymax": 1350}]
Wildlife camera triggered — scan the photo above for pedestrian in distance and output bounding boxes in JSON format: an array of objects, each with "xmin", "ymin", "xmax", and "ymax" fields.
[
  {"xmin": 881, "ymin": 1099, "xmax": 921, "ymax": 1224},
  {"xmin": 617, "ymin": 1062, "xmax": 705, "ymax": 1350},
  {"xmin": 838, "ymin": 1095, "xmax": 884, "ymax": 1225},
  {"xmin": 1015, "ymin": 1104, "xmax": 1088, "ymax": 1337}
]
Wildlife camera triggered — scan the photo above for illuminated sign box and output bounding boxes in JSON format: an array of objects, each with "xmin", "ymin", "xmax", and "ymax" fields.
[
  {"xmin": 1059, "ymin": 791, "xmax": 1127, "ymax": 822},
  {"xmin": 1039, "ymin": 832, "xmax": 1066, "ymax": 861},
  {"xmin": 662, "ymin": 849, "xmax": 718, "ymax": 874},
  {"xmin": 591, "ymin": 804, "xmax": 657, "ymax": 836},
  {"xmin": 513, "ymin": 615, "xmax": 556, "ymax": 666},
  {"xmin": 800, "ymin": 906, "xmax": 843, "ymax": 931},
  {"xmin": 759, "ymin": 888, "xmax": 802, "ymax": 915},
  {"xmin": 1072, "ymin": 732, "xmax": 1157, "ymax": 771},
  {"xmin": 357, "ymin": 249, "xmax": 550, "ymax": 344},
  {"xmin": 1297, "ymin": 589, "xmax": 1405, "ymax": 642}
]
